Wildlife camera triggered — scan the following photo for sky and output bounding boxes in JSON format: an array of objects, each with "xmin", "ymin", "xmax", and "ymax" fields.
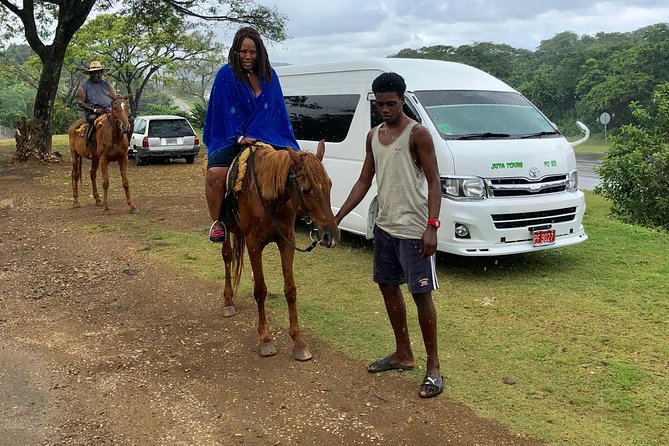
[{"xmin": 219, "ymin": 0, "xmax": 669, "ymax": 66}]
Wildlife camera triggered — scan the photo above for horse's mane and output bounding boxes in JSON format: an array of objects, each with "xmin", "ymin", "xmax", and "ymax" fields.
[{"xmin": 252, "ymin": 145, "xmax": 329, "ymax": 202}]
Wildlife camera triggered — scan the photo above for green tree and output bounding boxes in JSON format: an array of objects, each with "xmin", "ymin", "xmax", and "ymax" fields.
[
  {"xmin": 67, "ymin": 12, "xmax": 221, "ymax": 115},
  {"xmin": 595, "ymin": 83, "xmax": 669, "ymax": 229},
  {"xmin": 0, "ymin": 0, "xmax": 286, "ymax": 161}
]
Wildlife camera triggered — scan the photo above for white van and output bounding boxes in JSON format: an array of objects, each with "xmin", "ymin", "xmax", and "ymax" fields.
[{"xmin": 276, "ymin": 59, "xmax": 588, "ymax": 256}]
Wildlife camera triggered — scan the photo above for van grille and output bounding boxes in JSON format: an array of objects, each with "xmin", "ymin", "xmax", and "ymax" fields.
[
  {"xmin": 491, "ymin": 207, "xmax": 577, "ymax": 229},
  {"xmin": 487, "ymin": 175, "xmax": 568, "ymax": 197}
]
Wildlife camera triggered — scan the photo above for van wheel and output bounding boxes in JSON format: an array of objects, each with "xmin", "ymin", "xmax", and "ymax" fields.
[
  {"xmin": 135, "ymin": 150, "xmax": 147, "ymax": 166},
  {"xmin": 184, "ymin": 155, "xmax": 195, "ymax": 164}
]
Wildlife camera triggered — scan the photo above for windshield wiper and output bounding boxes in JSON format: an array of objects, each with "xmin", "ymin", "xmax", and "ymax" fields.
[
  {"xmin": 453, "ymin": 132, "xmax": 512, "ymax": 140},
  {"xmin": 519, "ymin": 131, "xmax": 560, "ymax": 139}
]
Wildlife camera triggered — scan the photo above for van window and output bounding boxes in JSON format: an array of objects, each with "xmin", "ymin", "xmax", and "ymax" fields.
[
  {"xmin": 370, "ymin": 98, "xmax": 421, "ymax": 128},
  {"xmin": 284, "ymin": 95, "xmax": 359, "ymax": 142},
  {"xmin": 414, "ymin": 90, "xmax": 556, "ymax": 138}
]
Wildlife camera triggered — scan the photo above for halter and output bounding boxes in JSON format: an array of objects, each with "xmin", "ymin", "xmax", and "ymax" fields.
[
  {"xmin": 249, "ymin": 149, "xmax": 320, "ymax": 253},
  {"xmin": 108, "ymin": 97, "xmax": 129, "ymax": 132}
]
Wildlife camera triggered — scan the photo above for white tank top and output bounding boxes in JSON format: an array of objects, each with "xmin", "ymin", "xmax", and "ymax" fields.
[{"xmin": 372, "ymin": 120, "xmax": 428, "ymax": 239}]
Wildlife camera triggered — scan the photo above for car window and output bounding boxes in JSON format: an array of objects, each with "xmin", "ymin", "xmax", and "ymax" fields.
[
  {"xmin": 147, "ymin": 119, "xmax": 194, "ymax": 138},
  {"xmin": 134, "ymin": 119, "xmax": 146, "ymax": 134}
]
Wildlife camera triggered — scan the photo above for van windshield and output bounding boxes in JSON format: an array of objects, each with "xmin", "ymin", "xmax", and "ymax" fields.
[{"xmin": 414, "ymin": 90, "xmax": 559, "ymax": 140}]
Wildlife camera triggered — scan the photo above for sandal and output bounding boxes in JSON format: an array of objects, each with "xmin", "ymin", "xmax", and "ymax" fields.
[
  {"xmin": 419, "ymin": 375, "xmax": 444, "ymax": 398},
  {"xmin": 209, "ymin": 221, "xmax": 227, "ymax": 243},
  {"xmin": 367, "ymin": 356, "xmax": 414, "ymax": 373}
]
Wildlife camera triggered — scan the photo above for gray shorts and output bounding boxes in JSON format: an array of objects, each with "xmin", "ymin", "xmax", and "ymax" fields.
[{"xmin": 373, "ymin": 225, "xmax": 438, "ymax": 294}]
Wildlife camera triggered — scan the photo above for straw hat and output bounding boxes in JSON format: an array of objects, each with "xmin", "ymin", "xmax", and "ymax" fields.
[{"xmin": 83, "ymin": 61, "xmax": 107, "ymax": 74}]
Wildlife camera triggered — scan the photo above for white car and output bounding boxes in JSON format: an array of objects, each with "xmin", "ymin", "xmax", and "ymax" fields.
[{"xmin": 128, "ymin": 115, "xmax": 200, "ymax": 165}]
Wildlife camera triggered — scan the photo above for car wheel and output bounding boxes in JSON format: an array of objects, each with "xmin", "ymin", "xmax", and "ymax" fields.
[
  {"xmin": 135, "ymin": 150, "xmax": 147, "ymax": 166},
  {"xmin": 184, "ymin": 155, "xmax": 195, "ymax": 164}
]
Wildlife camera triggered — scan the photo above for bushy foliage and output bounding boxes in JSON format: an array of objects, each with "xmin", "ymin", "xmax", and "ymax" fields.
[
  {"xmin": 51, "ymin": 101, "xmax": 79, "ymax": 134},
  {"xmin": 595, "ymin": 82, "xmax": 669, "ymax": 229},
  {"xmin": 142, "ymin": 103, "xmax": 189, "ymax": 119},
  {"xmin": 189, "ymin": 99, "xmax": 208, "ymax": 128}
]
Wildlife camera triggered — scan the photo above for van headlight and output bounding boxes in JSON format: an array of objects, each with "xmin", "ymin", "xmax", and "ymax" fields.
[
  {"xmin": 441, "ymin": 176, "xmax": 487, "ymax": 200},
  {"xmin": 567, "ymin": 170, "xmax": 578, "ymax": 191}
]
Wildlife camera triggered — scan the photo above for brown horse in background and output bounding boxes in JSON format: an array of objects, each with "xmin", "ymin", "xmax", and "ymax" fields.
[
  {"xmin": 68, "ymin": 95, "xmax": 137, "ymax": 214},
  {"xmin": 222, "ymin": 141, "xmax": 339, "ymax": 361}
]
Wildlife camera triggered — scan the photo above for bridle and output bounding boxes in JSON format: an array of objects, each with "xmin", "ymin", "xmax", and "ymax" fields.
[
  {"xmin": 248, "ymin": 148, "xmax": 320, "ymax": 253},
  {"xmin": 108, "ymin": 97, "xmax": 130, "ymax": 133}
]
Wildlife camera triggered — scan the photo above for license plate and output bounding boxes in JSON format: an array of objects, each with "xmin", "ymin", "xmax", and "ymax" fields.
[
  {"xmin": 165, "ymin": 137, "xmax": 178, "ymax": 145},
  {"xmin": 533, "ymin": 229, "xmax": 556, "ymax": 247}
]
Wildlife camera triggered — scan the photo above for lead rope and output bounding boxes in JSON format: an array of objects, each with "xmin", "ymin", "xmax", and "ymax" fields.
[{"xmin": 249, "ymin": 149, "xmax": 319, "ymax": 253}]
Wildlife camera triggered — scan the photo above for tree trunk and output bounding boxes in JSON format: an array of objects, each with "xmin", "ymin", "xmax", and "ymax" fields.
[{"xmin": 22, "ymin": 53, "xmax": 66, "ymax": 159}]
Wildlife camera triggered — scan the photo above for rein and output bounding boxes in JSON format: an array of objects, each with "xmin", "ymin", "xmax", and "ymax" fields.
[{"xmin": 249, "ymin": 148, "xmax": 320, "ymax": 253}]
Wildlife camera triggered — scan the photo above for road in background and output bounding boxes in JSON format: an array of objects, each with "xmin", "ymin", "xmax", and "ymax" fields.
[{"xmin": 576, "ymin": 153, "xmax": 602, "ymax": 191}]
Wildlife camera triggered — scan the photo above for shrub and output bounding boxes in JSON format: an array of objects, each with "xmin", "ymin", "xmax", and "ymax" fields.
[
  {"xmin": 595, "ymin": 83, "xmax": 669, "ymax": 230},
  {"xmin": 189, "ymin": 99, "xmax": 208, "ymax": 128}
]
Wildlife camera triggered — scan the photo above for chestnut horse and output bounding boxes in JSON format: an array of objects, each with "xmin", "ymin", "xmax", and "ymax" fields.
[
  {"xmin": 68, "ymin": 95, "xmax": 137, "ymax": 214},
  {"xmin": 223, "ymin": 141, "xmax": 339, "ymax": 361}
]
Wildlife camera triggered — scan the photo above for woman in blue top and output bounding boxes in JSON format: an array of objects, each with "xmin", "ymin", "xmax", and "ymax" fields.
[{"xmin": 203, "ymin": 26, "xmax": 300, "ymax": 242}]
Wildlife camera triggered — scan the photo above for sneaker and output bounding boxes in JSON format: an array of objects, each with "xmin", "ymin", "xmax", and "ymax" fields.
[{"xmin": 208, "ymin": 221, "xmax": 226, "ymax": 242}]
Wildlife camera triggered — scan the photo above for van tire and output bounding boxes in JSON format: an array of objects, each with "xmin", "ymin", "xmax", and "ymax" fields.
[{"xmin": 184, "ymin": 155, "xmax": 195, "ymax": 164}]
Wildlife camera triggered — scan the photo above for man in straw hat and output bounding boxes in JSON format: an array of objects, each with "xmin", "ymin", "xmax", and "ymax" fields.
[{"xmin": 76, "ymin": 61, "xmax": 133, "ymax": 144}]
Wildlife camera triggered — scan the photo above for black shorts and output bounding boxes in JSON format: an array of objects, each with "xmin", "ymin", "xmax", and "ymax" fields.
[
  {"xmin": 373, "ymin": 225, "xmax": 438, "ymax": 294},
  {"xmin": 207, "ymin": 145, "xmax": 243, "ymax": 169}
]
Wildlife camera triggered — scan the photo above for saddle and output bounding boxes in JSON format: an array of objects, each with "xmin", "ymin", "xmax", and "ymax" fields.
[{"xmin": 218, "ymin": 142, "xmax": 272, "ymax": 224}]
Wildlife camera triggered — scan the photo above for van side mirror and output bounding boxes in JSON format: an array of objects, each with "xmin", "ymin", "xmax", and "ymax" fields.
[{"xmin": 570, "ymin": 121, "xmax": 590, "ymax": 147}]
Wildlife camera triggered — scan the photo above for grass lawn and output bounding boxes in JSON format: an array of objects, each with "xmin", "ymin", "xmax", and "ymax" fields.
[
  {"xmin": 4, "ymin": 135, "xmax": 667, "ymax": 445},
  {"xmin": 137, "ymin": 192, "xmax": 669, "ymax": 446}
]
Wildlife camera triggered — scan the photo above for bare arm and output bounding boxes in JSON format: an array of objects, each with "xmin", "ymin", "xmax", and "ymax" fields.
[
  {"xmin": 75, "ymin": 85, "xmax": 95, "ymax": 113},
  {"xmin": 412, "ymin": 125, "xmax": 441, "ymax": 257},
  {"xmin": 334, "ymin": 130, "xmax": 376, "ymax": 225}
]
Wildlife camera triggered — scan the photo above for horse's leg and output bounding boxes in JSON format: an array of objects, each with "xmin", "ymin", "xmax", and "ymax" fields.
[
  {"xmin": 278, "ymin": 239, "xmax": 312, "ymax": 361},
  {"xmin": 247, "ymin": 240, "xmax": 275, "ymax": 357},
  {"xmin": 100, "ymin": 157, "xmax": 111, "ymax": 213},
  {"xmin": 90, "ymin": 156, "xmax": 102, "ymax": 206},
  {"xmin": 71, "ymin": 153, "xmax": 81, "ymax": 208},
  {"xmin": 221, "ymin": 238, "xmax": 236, "ymax": 317},
  {"xmin": 118, "ymin": 155, "xmax": 138, "ymax": 214}
]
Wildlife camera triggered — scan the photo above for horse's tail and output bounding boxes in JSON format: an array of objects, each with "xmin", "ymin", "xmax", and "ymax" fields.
[{"xmin": 231, "ymin": 232, "xmax": 245, "ymax": 295}]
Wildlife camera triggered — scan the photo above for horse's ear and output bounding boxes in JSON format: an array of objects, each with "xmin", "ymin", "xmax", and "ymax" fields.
[
  {"xmin": 316, "ymin": 139, "xmax": 325, "ymax": 161},
  {"xmin": 287, "ymin": 146, "xmax": 301, "ymax": 165},
  {"xmin": 120, "ymin": 93, "xmax": 132, "ymax": 100}
]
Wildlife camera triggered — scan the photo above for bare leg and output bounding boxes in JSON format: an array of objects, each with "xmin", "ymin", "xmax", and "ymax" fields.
[
  {"xmin": 413, "ymin": 291, "xmax": 442, "ymax": 397},
  {"xmin": 205, "ymin": 166, "xmax": 228, "ymax": 240},
  {"xmin": 205, "ymin": 166, "xmax": 228, "ymax": 220},
  {"xmin": 378, "ymin": 284, "xmax": 415, "ymax": 367}
]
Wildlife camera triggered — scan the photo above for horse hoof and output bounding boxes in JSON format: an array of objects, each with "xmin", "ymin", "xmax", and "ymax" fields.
[
  {"xmin": 130, "ymin": 207, "xmax": 139, "ymax": 214},
  {"xmin": 102, "ymin": 209, "xmax": 112, "ymax": 214},
  {"xmin": 293, "ymin": 347, "xmax": 313, "ymax": 361},
  {"xmin": 222, "ymin": 305, "xmax": 236, "ymax": 317},
  {"xmin": 259, "ymin": 342, "xmax": 277, "ymax": 357},
  {"xmin": 72, "ymin": 202, "xmax": 81, "ymax": 209},
  {"xmin": 95, "ymin": 201, "xmax": 102, "ymax": 207}
]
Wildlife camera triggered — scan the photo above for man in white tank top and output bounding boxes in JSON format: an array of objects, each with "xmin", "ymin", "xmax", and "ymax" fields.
[{"xmin": 334, "ymin": 72, "xmax": 444, "ymax": 398}]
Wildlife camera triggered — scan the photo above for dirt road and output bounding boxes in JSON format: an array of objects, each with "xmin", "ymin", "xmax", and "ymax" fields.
[{"xmin": 0, "ymin": 150, "xmax": 544, "ymax": 445}]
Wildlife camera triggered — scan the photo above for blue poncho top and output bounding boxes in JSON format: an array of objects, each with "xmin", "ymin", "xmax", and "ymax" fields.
[{"xmin": 203, "ymin": 64, "xmax": 300, "ymax": 157}]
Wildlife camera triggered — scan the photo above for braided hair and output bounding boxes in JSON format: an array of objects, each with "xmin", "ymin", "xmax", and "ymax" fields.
[{"xmin": 228, "ymin": 26, "xmax": 273, "ymax": 85}]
